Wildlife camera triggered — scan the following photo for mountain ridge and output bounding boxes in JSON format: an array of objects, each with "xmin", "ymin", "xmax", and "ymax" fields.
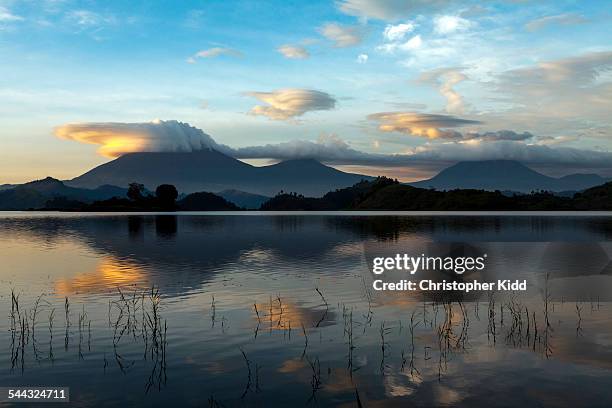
[
  {"xmin": 67, "ymin": 149, "xmax": 372, "ymax": 197},
  {"xmin": 260, "ymin": 177, "xmax": 612, "ymax": 211},
  {"xmin": 0, "ymin": 177, "xmax": 127, "ymax": 210},
  {"xmin": 411, "ymin": 160, "xmax": 609, "ymax": 192},
  {"xmin": 217, "ymin": 189, "xmax": 269, "ymax": 209}
]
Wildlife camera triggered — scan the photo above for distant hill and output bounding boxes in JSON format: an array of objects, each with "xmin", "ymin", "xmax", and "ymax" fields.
[
  {"xmin": 573, "ymin": 182, "xmax": 612, "ymax": 210},
  {"xmin": 217, "ymin": 189, "xmax": 269, "ymax": 209},
  {"xmin": 261, "ymin": 178, "xmax": 514, "ymax": 211},
  {"xmin": 80, "ymin": 190, "xmax": 238, "ymax": 212},
  {"xmin": 260, "ymin": 177, "xmax": 612, "ymax": 211},
  {"xmin": 67, "ymin": 149, "xmax": 371, "ymax": 197},
  {"xmin": 411, "ymin": 160, "xmax": 609, "ymax": 193},
  {"xmin": 177, "ymin": 192, "xmax": 239, "ymax": 211},
  {"xmin": 0, "ymin": 188, "xmax": 47, "ymax": 210},
  {"xmin": 260, "ymin": 178, "xmax": 397, "ymax": 210},
  {"xmin": 0, "ymin": 177, "xmax": 126, "ymax": 210}
]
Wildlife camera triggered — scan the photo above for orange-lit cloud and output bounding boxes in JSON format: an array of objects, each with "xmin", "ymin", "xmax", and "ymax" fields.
[
  {"xmin": 55, "ymin": 257, "xmax": 147, "ymax": 295},
  {"xmin": 277, "ymin": 358, "xmax": 307, "ymax": 373},
  {"xmin": 55, "ymin": 119, "xmax": 221, "ymax": 158},
  {"xmin": 368, "ymin": 112, "xmax": 480, "ymax": 139},
  {"xmin": 254, "ymin": 299, "xmax": 333, "ymax": 330}
]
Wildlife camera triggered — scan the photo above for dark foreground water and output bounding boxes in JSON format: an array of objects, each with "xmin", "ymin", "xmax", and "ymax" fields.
[{"xmin": 1, "ymin": 212, "xmax": 612, "ymax": 407}]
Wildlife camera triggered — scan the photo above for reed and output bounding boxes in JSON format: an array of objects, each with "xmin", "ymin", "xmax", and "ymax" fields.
[
  {"xmin": 306, "ymin": 356, "xmax": 321, "ymax": 403},
  {"xmin": 315, "ymin": 287, "xmax": 328, "ymax": 307},
  {"xmin": 239, "ymin": 348, "xmax": 252, "ymax": 399},
  {"xmin": 379, "ymin": 320, "xmax": 391, "ymax": 375},
  {"xmin": 575, "ymin": 302, "xmax": 583, "ymax": 336}
]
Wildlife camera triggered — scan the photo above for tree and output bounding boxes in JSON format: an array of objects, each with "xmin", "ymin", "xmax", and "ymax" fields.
[
  {"xmin": 155, "ymin": 184, "xmax": 178, "ymax": 208},
  {"xmin": 127, "ymin": 183, "xmax": 145, "ymax": 201}
]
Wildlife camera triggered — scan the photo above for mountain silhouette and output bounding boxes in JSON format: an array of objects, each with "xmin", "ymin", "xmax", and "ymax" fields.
[
  {"xmin": 67, "ymin": 149, "xmax": 371, "ymax": 196},
  {"xmin": 217, "ymin": 189, "xmax": 270, "ymax": 209},
  {"xmin": 0, "ymin": 177, "xmax": 126, "ymax": 210},
  {"xmin": 411, "ymin": 160, "xmax": 608, "ymax": 192}
]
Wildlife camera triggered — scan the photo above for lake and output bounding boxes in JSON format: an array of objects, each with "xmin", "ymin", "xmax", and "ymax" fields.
[{"xmin": 1, "ymin": 212, "xmax": 612, "ymax": 407}]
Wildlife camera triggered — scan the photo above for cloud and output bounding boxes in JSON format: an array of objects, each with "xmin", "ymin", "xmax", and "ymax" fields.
[
  {"xmin": 408, "ymin": 140, "xmax": 612, "ymax": 169},
  {"xmin": 64, "ymin": 10, "xmax": 117, "ymax": 31},
  {"xmin": 187, "ymin": 47, "xmax": 242, "ymax": 63},
  {"xmin": 463, "ymin": 130, "xmax": 533, "ymax": 142},
  {"xmin": 494, "ymin": 51, "xmax": 612, "ymax": 128},
  {"xmin": 418, "ymin": 68, "xmax": 468, "ymax": 113},
  {"xmin": 368, "ymin": 112, "xmax": 481, "ymax": 139},
  {"xmin": 0, "ymin": 6, "xmax": 23, "ymax": 22},
  {"xmin": 357, "ymin": 53, "xmax": 368, "ymax": 63},
  {"xmin": 319, "ymin": 23, "xmax": 363, "ymax": 47},
  {"xmin": 233, "ymin": 133, "xmax": 384, "ymax": 164},
  {"xmin": 245, "ymin": 89, "xmax": 336, "ymax": 121},
  {"xmin": 525, "ymin": 13, "xmax": 587, "ymax": 32},
  {"xmin": 55, "ymin": 120, "xmax": 612, "ymax": 175},
  {"xmin": 433, "ymin": 15, "xmax": 473, "ymax": 35},
  {"xmin": 500, "ymin": 51, "xmax": 612, "ymax": 85},
  {"xmin": 337, "ymin": 0, "xmax": 454, "ymax": 21},
  {"xmin": 55, "ymin": 119, "xmax": 226, "ymax": 158},
  {"xmin": 277, "ymin": 44, "xmax": 309, "ymax": 59},
  {"xmin": 369, "ymin": 111, "xmax": 531, "ymax": 142},
  {"xmin": 383, "ymin": 22, "xmax": 415, "ymax": 41},
  {"xmin": 232, "ymin": 134, "xmax": 612, "ymax": 174},
  {"xmin": 535, "ymin": 135, "xmax": 579, "ymax": 146},
  {"xmin": 378, "ymin": 34, "xmax": 422, "ymax": 54},
  {"xmin": 403, "ymin": 34, "xmax": 423, "ymax": 50}
]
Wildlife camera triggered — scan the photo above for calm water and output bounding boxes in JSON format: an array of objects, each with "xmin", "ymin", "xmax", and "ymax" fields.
[{"xmin": 1, "ymin": 212, "xmax": 612, "ymax": 407}]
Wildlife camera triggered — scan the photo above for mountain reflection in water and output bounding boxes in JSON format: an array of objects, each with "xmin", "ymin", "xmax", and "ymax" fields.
[{"xmin": 1, "ymin": 212, "xmax": 612, "ymax": 407}]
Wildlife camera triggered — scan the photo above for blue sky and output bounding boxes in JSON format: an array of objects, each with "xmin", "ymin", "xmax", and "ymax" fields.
[{"xmin": 1, "ymin": 0, "xmax": 612, "ymax": 182}]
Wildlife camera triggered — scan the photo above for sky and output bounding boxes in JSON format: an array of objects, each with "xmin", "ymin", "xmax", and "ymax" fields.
[{"xmin": 1, "ymin": 0, "xmax": 612, "ymax": 183}]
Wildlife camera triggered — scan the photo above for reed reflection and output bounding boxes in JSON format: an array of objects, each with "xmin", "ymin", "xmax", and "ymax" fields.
[{"xmin": 1, "ymin": 214, "xmax": 612, "ymax": 407}]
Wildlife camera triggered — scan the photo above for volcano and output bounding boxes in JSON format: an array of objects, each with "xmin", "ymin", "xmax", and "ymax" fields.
[{"xmin": 68, "ymin": 149, "xmax": 371, "ymax": 197}]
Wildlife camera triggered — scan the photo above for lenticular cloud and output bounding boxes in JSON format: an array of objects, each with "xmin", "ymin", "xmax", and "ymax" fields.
[{"xmin": 55, "ymin": 119, "xmax": 223, "ymax": 158}]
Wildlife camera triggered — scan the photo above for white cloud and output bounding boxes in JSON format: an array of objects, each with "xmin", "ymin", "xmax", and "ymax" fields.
[
  {"xmin": 418, "ymin": 68, "xmax": 468, "ymax": 114},
  {"xmin": 245, "ymin": 89, "xmax": 336, "ymax": 121},
  {"xmin": 408, "ymin": 140, "xmax": 612, "ymax": 169},
  {"xmin": 535, "ymin": 135, "xmax": 579, "ymax": 146},
  {"xmin": 525, "ymin": 13, "xmax": 587, "ymax": 32},
  {"xmin": 494, "ymin": 51, "xmax": 612, "ymax": 128},
  {"xmin": 65, "ymin": 10, "xmax": 117, "ymax": 31},
  {"xmin": 319, "ymin": 23, "xmax": 363, "ymax": 47},
  {"xmin": 383, "ymin": 22, "xmax": 415, "ymax": 41},
  {"xmin": 0, "ymin": 6, "xmax": 23, "ymax": 22},
  {"xmin": 337, "ymin": 0, "xmax": 455, "ymax": 21},
  {"xmin": 188, "ymin": 47, "xmax": 242, "ymax": 62},
  {"xmin": 433, "ymin": 15, "xmax": 473, "ymax": 35},
  {"xmin": 232, "ymin": 134, "xmax": 612, "ymax": 171},
  {"xmin": 357, "ymin": 53, "xmax": 369, "ymax": 63},
  {"xmin": 378, "ymin": 34, "xmax": 422, "ymax": 54},
  {"xmin": 232, "ymin": 135, "xmax": 394, "ymax": 165},
  {"xmin": 463, "ymin": 130, "xmax": 533, "ymax": 142},
  {"xmin": 402, "ymin": 35, "xmax": 423, "ymax": 51},
  {"xmin": 277, "ymin": 44, "xmax": 309, "ymax": 59}
]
